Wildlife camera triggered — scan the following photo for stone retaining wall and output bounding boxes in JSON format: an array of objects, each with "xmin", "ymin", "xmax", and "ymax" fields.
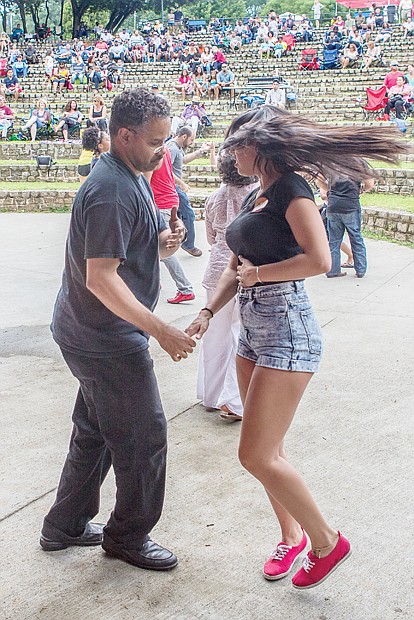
[
  {"xmin": 0, "ymin": 142, "xmax": 81, "ymax": 159},
  {"xmin": 0, "ymin": 190, "xmax": 77, "ymax": 211},
  {"xmin": 0, "ymin": 165, "xmax": 78, "ymax": 183},
  {"xmin": 190, "ymin": 196, "xmax": 414, "ymax": 244},
  {"xmin": 375, "ymin": 169, "xmax": 414, "ymax": 195},
  {"xmin": 0, "ymin": 190, "xmax": 412, "ymax": 244},
  {"xmin": 1, "ymin": 163, "xmax": 414, "ymax": 190}
]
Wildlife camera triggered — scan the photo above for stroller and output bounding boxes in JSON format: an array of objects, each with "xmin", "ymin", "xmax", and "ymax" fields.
[
  {"xmin": 319, "ymin": 47, "xmax": 341, "ymax": 70},
  {"xmin": 298, "ymin": 48, "xmax": 319, "ymax": 71}
]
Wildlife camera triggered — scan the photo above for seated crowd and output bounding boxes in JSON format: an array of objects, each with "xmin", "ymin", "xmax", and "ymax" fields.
[{"xmin": 0, "ymin": 8, "xmax": 412, "ymax": 140}]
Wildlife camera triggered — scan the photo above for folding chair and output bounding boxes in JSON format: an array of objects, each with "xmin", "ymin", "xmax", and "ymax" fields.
[
  {"xmin": 319, "ymin": 47, "xmax": 341, "ymax": 70},
  {"xmin": 359, "ymin": 85, "xmax": 388, "ymax": 121},
  {"xmin": 298, "ymin": 48, "xmax": 319, "ymax": 71}
]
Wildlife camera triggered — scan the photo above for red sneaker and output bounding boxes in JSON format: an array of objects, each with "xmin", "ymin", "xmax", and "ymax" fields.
[
  {"xmin": 167, "ymin": 291, "xmax": 195, "ymax": 304},
  {"xmin": 263, "ymin": 530, "xmax": 307, "ymax": 581},
  {"xmin": 292, "ymin": 532, "xmax": 351, "ymax": 590}
]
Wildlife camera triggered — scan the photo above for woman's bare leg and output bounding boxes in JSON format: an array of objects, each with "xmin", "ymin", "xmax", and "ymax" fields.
[
  {"xmin": 237, "ymin": 357, "xmax": 338, "ymax": 557},
  {"xmin": 237, "ymin": 357, "xmax": 302, "ymax": 546}
]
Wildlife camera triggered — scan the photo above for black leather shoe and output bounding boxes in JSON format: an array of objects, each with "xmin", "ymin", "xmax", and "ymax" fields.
[
  {"xmin": 40, "ymin": 521, "xmax": 104, "ymax": 551},
  {"xmin": 102, "ymin": 535, "xmax": 178, "ymax": 571}
]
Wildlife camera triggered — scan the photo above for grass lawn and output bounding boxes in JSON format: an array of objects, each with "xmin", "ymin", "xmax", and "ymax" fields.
[
  {"xmin": 361, "ymin": 192, "xmax": 414, "ymax": 214},
  {"xmin": 0, "ymin": 181, "xmax": 79, "ymax": 190},
  {"xmin": 368, "ymin": 160, "xmax": 414, "ymax": 170}
]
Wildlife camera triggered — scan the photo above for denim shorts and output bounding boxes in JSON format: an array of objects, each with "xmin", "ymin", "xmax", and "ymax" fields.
[{"xmin": 237, "ymin": 281, "xmax": 323, "ymax": 373}]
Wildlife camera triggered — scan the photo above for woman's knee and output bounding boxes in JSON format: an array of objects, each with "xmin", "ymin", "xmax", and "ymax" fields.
[{"xmin": 238, "ymin": 444, "xmax": 281, "ymax": 479}]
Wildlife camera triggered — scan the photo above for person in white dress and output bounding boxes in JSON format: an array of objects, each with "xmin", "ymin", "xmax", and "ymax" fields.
[{"xmin": 197, "ymin": 151, "xmax": 258, "ymax": 422}]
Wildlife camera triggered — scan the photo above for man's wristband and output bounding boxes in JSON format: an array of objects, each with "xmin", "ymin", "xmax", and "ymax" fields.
[{"xmin": 201, "ymin": 307, "xmax": 214, "ymax": 318}]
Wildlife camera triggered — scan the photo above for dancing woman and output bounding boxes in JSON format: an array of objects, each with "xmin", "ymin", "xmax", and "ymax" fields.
[{"xmin": 186, "ymin": 106, "xmax": 405, "ymax": 589}]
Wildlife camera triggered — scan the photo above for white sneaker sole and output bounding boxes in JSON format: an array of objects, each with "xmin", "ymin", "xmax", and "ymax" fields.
[
  {"xmin": 263, "ymin": 552, "xmax": 306, "ymax": 581},
  {"xmin": 292, "ymin": 548, "xmax": 352, "ymax": 590}
]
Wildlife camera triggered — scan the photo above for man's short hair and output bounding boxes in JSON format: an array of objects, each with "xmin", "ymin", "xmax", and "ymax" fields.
[
  {"xmin": 177, "ymin": 126, "xmax": 193, "ymax": 139},
  {"xmin": 109, "ymin": 88, "xmax": 170, "ymax": 139}
]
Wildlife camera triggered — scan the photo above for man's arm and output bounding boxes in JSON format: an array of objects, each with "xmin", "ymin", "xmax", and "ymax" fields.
[
  {"xmin": 173, "ymin": 171, "xmax": 189, "ymax": 191},
  {"xmin": 86, "ymin": 257, "xmax": 195, "ymax": 361},
  {"xmin": 183, "ymin": 143, "xmax": 209, "ymax": 164}
]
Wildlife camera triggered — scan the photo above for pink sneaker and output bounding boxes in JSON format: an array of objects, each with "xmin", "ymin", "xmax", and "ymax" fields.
[
  {"xmin": 263, "ymin": 530, "xmax": 307, "ymax": 581},
  {"xmin": 292, "ymin": 532, "xmax": 351, "ymax": 589}
]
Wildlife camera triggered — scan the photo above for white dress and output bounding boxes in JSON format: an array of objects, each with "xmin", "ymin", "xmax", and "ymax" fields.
[{"xmin": 197, "ymin": 182, "xmax": 258, "ymax": 415}]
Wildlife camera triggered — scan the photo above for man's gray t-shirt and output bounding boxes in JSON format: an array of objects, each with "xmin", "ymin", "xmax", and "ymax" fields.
[
  {"xmin": 51, "ymin": 152, "xmax": 167, "ymax": 358},
  {"xmin": 168, "ymin": 140, "xmax": 184, "ymax": 179}
]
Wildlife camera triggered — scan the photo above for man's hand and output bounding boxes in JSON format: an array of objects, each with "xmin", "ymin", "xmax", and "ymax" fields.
[
  {"xmin": 179, "ymin": 181, "xmax": 190, "ymax": 193},
  {"xmin": 156, "ymin": 323, "xmax": 196, "ymax": 362},
  {"xmin": 169, "ymin": 206, "xmax": 179, "ymax": 233},
  {"xmin": 163, "ymin": 206, "xmax": 186, "ymax": 251}
]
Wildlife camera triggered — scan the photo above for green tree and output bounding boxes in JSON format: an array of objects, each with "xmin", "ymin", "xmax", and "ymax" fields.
[
  {"xmin": 1, "ymin": 0, "xmax": 14, "ymax": 32},
  {"xmin": 261, "ymin": 0, "xmax": 338, "ymax": 22},
  {"xmin": 105, "ymin": 0, "xmax": 150, "ymax": 32},
  {"xmin": 183, "ymin": 0, "xmax": 247, "ymax": 21}
]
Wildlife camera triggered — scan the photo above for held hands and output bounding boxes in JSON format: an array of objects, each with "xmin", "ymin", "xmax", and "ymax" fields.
[
  {"xmin": 166, "ymin": 206, "xmax": 186, "ymax": 250},
  {"xmin": 236, "ymin": 255, "xmax": 257, "ymax": 288},
  {"xmin": 157, "ymin": 323, "xmax": 196, "ymax": 363}
]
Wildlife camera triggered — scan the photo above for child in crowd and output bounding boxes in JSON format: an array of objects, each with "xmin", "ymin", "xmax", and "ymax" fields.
[{"xmin": 77, "ymin": 126, "xmax": 110, "ymax": 184}]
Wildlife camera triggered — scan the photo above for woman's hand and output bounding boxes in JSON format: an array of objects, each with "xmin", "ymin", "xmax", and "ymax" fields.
[
  {"xmin": 185, "ymin": 310, "xmax": 212, "ymax": 340},
  {"xmin": 236, "ymin": 255, "xmax": 257, "ymax": 287}
]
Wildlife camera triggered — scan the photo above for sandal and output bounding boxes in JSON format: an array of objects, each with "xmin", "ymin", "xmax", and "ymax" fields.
[
  {"xmin": 341, "ymin": 262, "xmax": 354, "ymax": 268},
  {"xmin": 219, "ymin": 406, "xmax": 242, "ymax": 423}
]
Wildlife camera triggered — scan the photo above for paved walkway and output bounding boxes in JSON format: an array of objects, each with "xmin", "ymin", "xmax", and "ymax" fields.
[{"xmin": 0, "ymin": 214, "xmax": 413, "ymax": 620}]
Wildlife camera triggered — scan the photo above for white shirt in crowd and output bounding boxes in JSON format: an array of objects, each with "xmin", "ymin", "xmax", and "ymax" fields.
[
  {"xmin": 265, "ymin": 87, "xmax": 286, "ymax": 108},
  {"xmin": 312, "ymin": 2, "xmax": 324, "ymax": 19}
]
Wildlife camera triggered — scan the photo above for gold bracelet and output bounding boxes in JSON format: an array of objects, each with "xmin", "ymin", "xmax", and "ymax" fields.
[{"xmin": 256, "ymin": 266, "xmax": 263, "ymax": 284}]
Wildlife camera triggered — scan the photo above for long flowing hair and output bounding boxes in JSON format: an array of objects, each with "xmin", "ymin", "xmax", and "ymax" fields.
[{"xmin": 223, "ymin": 106, "xmax": 409, "ymax": 182}]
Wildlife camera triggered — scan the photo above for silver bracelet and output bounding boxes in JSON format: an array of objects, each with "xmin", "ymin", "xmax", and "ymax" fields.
[{"xmin": 256, "ymin": 266, "xmax": 263, "ymax": 284}]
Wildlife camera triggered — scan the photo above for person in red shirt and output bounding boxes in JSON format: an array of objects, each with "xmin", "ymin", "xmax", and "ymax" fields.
[
  {"xmin": 212, "ymin": 46, "xmax": 227, "ymax": 70},
  {"xmin": 148, "ymin": 149, "xmax": 195, "ymax": 304},
  {"xmin": 95, "ymin": 39, "xmax": 108, "ymax": 57},
  {"xmin": 383, "ymin": 61, "xmax": 404, "ymax": 92},
  {"xmin": 0, "ymin": 94, "xmax": 14, "ymax": 139}
]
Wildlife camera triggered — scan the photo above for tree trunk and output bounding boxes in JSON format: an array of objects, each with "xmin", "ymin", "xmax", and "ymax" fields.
[
  {"xmin": 15, "ymin": 2, "xmax": 28, "ymax": 33},
  {"xmin": 60, "ymin": 0, "xmax": 65, "ymax": 27},
  {"xmin": 71, "ymin": 1, "xmax": 90, "ymax": 39},
  {"xmin": 2, "ymin": 0, "xmax": 7, "ymax": 32},
  {"xmin": 106, "ymin": 8, "xmax": 134, "ymax": 33},
  {"xmin": 30, "ymin": 6, "xmax": 40, "ymax": 33},
  {"xmin": 45, "ymin": 0, "xmax": 50, "ymax": 28}
]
